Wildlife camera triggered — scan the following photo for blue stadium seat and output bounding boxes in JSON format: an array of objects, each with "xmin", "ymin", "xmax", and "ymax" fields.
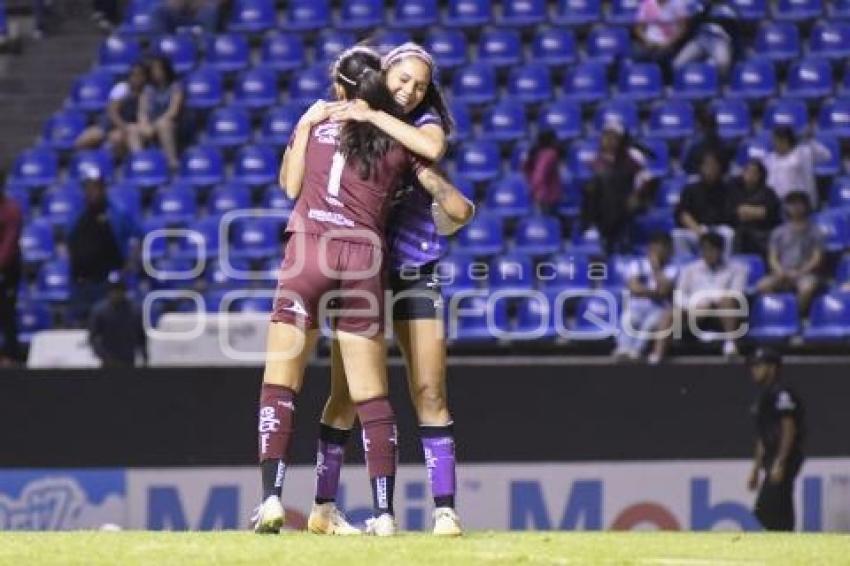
[
  {"xmin": 514, "ymin": 215, "xmax": 562, "ymax": 256},
  {"xmin": 735, "ymin": 134, "xmax": 772, "ymax": 167},
  {"xmin": 607, "ymin": 0, "xmax": 640, "ymax": 24},
  {"xmin": 448, "ymin": 101, "xmax": 472, "ymax": 143},
  {"xmin": 262, "ymin": 184, "xmax": 297, "ymax": 218},
  {"xmin": 259, "ymin": 32, "xmax": 306, "ymax": 75},
  {"xmin": 109, "ymin": 182, "xmax": 143, "ymax": 223},
  {"xmin": 818, "ymin": 99, "xmax": 850, "ymax": 137},
  {"xmin": 230, "ymin": 217, "xmax": 282, "ymax": 259},
  {"xmin": 34, "ymin": 258, "xmax": 71, "ymax": 302},
  {"xmin": 179, "ymin": 146, "xmax": 225, "ymax": 187},
  {"xmin": 151, "ymin": 257, "xmax": 198, "ymax": 290},
  {"xmin": 283, "ymin": 0, "xmax": 331, "ymax": 31},
  {"xmin": 124, "ymin": 149, "xmax": 169, "ymax": 188},
  {"xmin": 748, "ymin": 293, "xmax": 800, "ymax": 341},
  {"xmin": 488, "ymin": 254, "xmax": 534, "ymax": 292},
  {"xmin": 509, "ymin": 142, "xmax": 530, "ymax": 172},
  {"xmin": 392, "ymin": 0, "xmax": 438, "ymax": 29},
  {"xmin": 638, "ymin": 138, "xmax": 670, "ymax": 176},
  {"xmin": 437, "ymin": 253, "xmax": 479, "ymax": 296},
  {"xmin": 647, "ymin": 100, "xmax": 695, "ymax": 139},
  {"xmin": 478, "ymin": 29, "xmax": 522, "ymax": 67},
  {"xmin": 98, "ymin": 35, "xmax": 141, "ymax": 75},
  {"xmin": 258, "ymin": 105, "xmax": 301, "ymax": 147},
  {"xmin": 425, "ymin": 30, "xmax": 468, "ymax": 70},
  {"xmin": 773, "ymin": 0, "xmax": 822, "ymax": 21},
  {"xmin": 570, "ymin": 295, "xmax": 618, "ymax": 339},
  {"xmin": 562, "ymin": 62, "xmax": 608, "ymax": 103},
  {"xmin": 814, "ymin": 210, "xmax": 850, "ymax": 252},
  {"xmin": 733, "ymin": 254, "xmax": 766, "ymax": 292},
  {"xmin": 630, "ymin": 209, "xmax": 674, "ymax": 245},
  {"xmin": 230, "ymin": 295, "xmax": 274, "ymax": 314},
  {"xmin": 586, "ymin": 25, "xmax": 631, "ymax": 63},
  {"xmin": 568, "ymin": 138, "xmax": 599, "ymax": 181},
  {"xmin": 69, "ymin": 148, "xmax": 114, "ymax": 183},
  {"xmin": 712, "ymin": 99, "xmax": 752, "ymax": 139},
  {"xmin": 815, "ymin": 136, "xmax": 841, "ymax": 176},
  {"xmin": 20, "ymin": 220, "xmax": 54, "ymax": 264},
  {"xmin": 539, "ymin": 253, "xmax": 591, "ymax": 292},
  {"xmin": 507, "ymin": 64, "xmax": 552, "ymax": 104},
  {"xmin": 7, "ymin": 188, "xmax": 30, "ymax": 219},
  {"xmin": 618, "ymin": 63, "xmax": 663, "ymax": 101},
  {"xmin": 804, "ymin": 294, "xmax": 850, "ymax": 340},
  {"xmin": 315, "ymin": 30, "xmax": 356, "ymax": 65},
  {"xmin": 656, "ymin": 175, "xmax": 687, "ymax": 209},
  {"xmin": 830, "ymin": 0, "xmax": 850, "ymax": 19},
  {"xmin": 42, "ymin": 110, "xmax": 87, "ymax": 151},
  {"xmin": 16, "ymin": 303, "xmax": 52, "ymax": 344},
  {"xmin": 371, "ymin": 30, "xmax": 412, "ymax": 56},
  {"xmin": 454, "ymin": 177, "xmax": 476, "ymax": 201},
  {"xmin": 70, "ymin": 71, "xmax": 113, "ymax": 113},
  {"xmin": 454, "ymin": 213, "xmax": 504, "ymax": 255},
  {"xmin": 593, "ymin": 100, "xmax": 639, "ymax": 134},
  {"xmin": 41, "ymin": 183, "xmax": 83, "ymax": 228},
  {"xmin": 809, "ymin": 23, "xmax": 850, "ymax": 60},
  {"xmin": 205, "ymin": 258, "xmax": 253, "ymax": 290},
  {"xmin": 786, "ymin": 58, "xmax": 833, "ymax": 99},
  {"xmin": 730, "ymin": 0, "xmax": 767, "ymax": 20},
  {"xmin": 531, "ymin": 28, "xmax": 578, "ymax": 67},
  {"xmin": 151, "ymin": 185, "xmax": 198, "ymax": 224},
  {"xmin": 755, "ymin": 22, "xmax": 801, "ymax": 61},
  {"xmin": 836, "ymin": 255, "xmax": 850, "ymax": 283},
  {"xmin": 205, "ymin": 106, "xmax": 252, "ymax": 149},
  {"xmin": 153, "ymin": 34, "xmax": 198, "ymax": 75},
  {"xmin": 763, "ymin": 98, "xmax": 808, "ymax": 134},
  {"xmin": 828, "ymin": 177, "xmax": 850, "ymax": 209},
  {"xmin": 119, "ymin": 0, "xmax": 157, "ymax": 35},
  {"xmin": 228, "ymin": 0, "xmax": 276, "ymax": 33},
  {"xmin": 482, "ymin": 101, "xmax": 527, "ymax": 142},
  {"xmin": 538, "ymin": 100, "xmax": 582, "ymax": 140},
  {"xmin": 455, "ymin": 141, "xmax": 501, "ymax": 182},
  {"xmin": 208, "ymin": 183, "xmax": 251, "ymax": 216},
  {"xmin": 338, "ymin": 0, "xmax": 384, "ymax": 30},
  {"xmin": 205, "ymin": 33, "xmax": 250, "ymax": 74},
  {"xmin": 232, "ymin": 145, "xmax": 278, "ymax": 186},
  {"xmin": 10, "ymin": 147, "xmax": 58, "ymax": 189},
  {"xmin": 176, "ymin": 215, "xmax": 222, "ymax": 260},
  {"xmin": 514, "ymin": 293, "xmax": 557, "ymax": 339},
  {"xmin": 728, "ymin": 59, "xmax": 777, "ymax": 100},
  {"xmin": 289, "ymin": 65, "xmax": 331, "ymax": 107},
  {"xmin": 233, "ymin": 67, "xmax": 279, "ymax": 110},
  {"xmin": 451, "ymin": 294, "xmax": 507, "ymax": 343},
  {"xmin": 499, "ymin": 0, "xmax": 546, "ymax": 27},
  {"xmin": 483, "ymin": 175, "xmax": 530, "ymax": 219},
  {"xmin": 553, "ymin": 0, "xmax": 602, "ymax": 25},
  {"xmin": 443, "ymin": 0, "xmax": 491, "ymax": 28},
  {"xmin": 451, "ymin": 63, "xmax": 497, "ymax": 105},
  {"xmin": 184, "ymin": 67, "xmax": 224, "ymax": 109},
  {"xmin": 672, "ymin": 62, "xmax": 719, "ymax": 100}
]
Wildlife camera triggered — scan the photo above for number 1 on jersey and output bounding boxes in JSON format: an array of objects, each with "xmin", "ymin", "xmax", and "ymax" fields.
[{"xmin": 327, "ymin": 152, "xmax": 346, "ymax": 198}]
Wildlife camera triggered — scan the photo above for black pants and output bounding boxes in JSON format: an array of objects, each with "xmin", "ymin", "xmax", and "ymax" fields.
[
  {"xmin": 754, "ymin": 456, "xmax": 803, "ymax": 531},
  {"xmin": 0, "ymin": 263, "xmax": 21, "ymax": 360}
]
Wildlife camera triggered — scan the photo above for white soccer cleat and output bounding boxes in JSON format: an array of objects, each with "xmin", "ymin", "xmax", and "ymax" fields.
[
  {"xmin": 433, "ymin": 507, "xmax": 463, "ymax": 537},
  {"xmin": 307, "ymin": 502, "xmax": 361, "ymax": 535},
  {"xmin": 364, "ymin": 513, "xmax": 398, "ymax": 537},
  {"xmin": 252, "ymin": 495, "xmax": 285, "ymax": 534}
]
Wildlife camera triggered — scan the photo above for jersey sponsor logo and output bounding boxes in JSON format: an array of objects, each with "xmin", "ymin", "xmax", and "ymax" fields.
[
  {"xmin": 308, "ymin": 208, "xmax": 355, "ymax": 228},
  {"xmin": 324, "ymin": 196, "xmax": 344, "ymax": 208},
  {"xmin": 281, "ymin": 301, "xmax": 308, "ymax": 317},
  {"xmin": 776, "ymin": 391, "xmax": 796, "ymax": 411},
  {"xmin": 314, "ymin": 122, "xmax": 340, "ymax": 145},
  {"xmin": 274, "ymin": 461, "xmax": 286, "ymax": 489}
]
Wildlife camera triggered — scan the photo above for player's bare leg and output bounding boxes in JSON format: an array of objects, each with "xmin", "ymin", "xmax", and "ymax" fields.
[{"xmin": 254, "ymin": 322, "xmax": 318, "ymax": 534}]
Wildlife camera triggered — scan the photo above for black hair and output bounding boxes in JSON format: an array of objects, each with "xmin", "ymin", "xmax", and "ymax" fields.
[
  {"xmin": 648, "ymin": 231, "xmax": 673, "ymax": 247},
  {"xmin": 417, "ymin": 79, "xmax": 454, "ymax": 136},
  {"xmin": 334, "ymin": 49, "xmax": 404, "ymax": 180},
  {"xmin": 745, "ymin": 159, "xmax": 767, "ymax": 185},
  {"xmin": 528, "ymin": 129, "xmax": 561, "ymax": 161},
  {"xmin": 148, "ymin": 55, "xmax": 176, "ymax": 86},
  {"xmin": 697, "ymin": 106, "xmax": 718, "ymax": 134},
  {"xmin": 127, "ymin": 61, "xmax": 150, "ymax": 90},
  {"xmin": 773, "ymin": 125, "xmax": 797, "ymax": 147},
  {"xmin": 784, "ymin": 190, "xmax": 812, "ymax": 211},
  {"xmin": 699, "ymin": 231, "xmax": 725, "ymax": 251}
]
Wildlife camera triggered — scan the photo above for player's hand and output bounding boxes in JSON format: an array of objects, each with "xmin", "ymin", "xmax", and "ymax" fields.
[
  {"xmin": 329, "ymin": 99, "xmax": 373, "ymax": 123},
  {"xmin": 300, "ymin": 100, "xmax": 346, "ymax": 128},
  {"xmin": 747, "ymin": 468, "xmax": 760, "ymax": 491},
  {"xmin": 769, "ymin": 462, "xmax": 785, "ymax": 484}
]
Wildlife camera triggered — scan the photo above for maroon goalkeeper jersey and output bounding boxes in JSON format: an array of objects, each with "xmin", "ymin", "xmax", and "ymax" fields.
[{"xmin": 286, "ymin": 119, "xmax": 426, "ymax": 248}]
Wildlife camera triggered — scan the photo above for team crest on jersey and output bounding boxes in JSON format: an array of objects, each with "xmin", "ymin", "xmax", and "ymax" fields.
[{"xmin": 314, "ymin": 122, "xmax": 341, "ymax": 144}]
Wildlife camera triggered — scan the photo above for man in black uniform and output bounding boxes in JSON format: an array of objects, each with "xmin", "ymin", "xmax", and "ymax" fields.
[{"xmin": 746, "ymin": 347, "xmax": 805, "ymax": 531}]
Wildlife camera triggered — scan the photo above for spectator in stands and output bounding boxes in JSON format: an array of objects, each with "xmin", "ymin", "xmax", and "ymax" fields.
[
  {"xmin": 76, "ymin": 62, "xmax": 151, "ymax": 157},
  {"xmin": 613, "ymin": 232, "xmax": 678, "ymax": 364},
  {"xmin": 88, "ymin": 272, "xmax": 147, "ymax": 367},
  {"xmin": 762, "ymin": 127, "xmax": 831, "ymax": 208},
  {"xmin": 727, "ymin": 159, "xmax": 781, "ymax": 257},
  {"xmin": 634, "ymin": 0, "xmax": 689, "ymax": 66},
  {"xmin": 140, "ymin": 56, "xmax": 184, "ymax": 171},
  {"xmin": 673, "ymin": 151, "xmax": 734, "ymax": 257},
  {"xmin": 92, "ymin": 0, "xmax": 120, "ymax": 31},
  {"xmin": 523, "ymin": 129, "xmax": 563, "ymax": 215},
  {"xmin": 672, "ymin": 1, "xmax": 733, "ymax": 76},
  {"xmin": 67, "ymin": 171, "xmax": 140, "ymax": 326},
  {"xmin": 756, "ymin": 192, "xmax": 823, "ymax": 317},
  {"xmin": 153, "ymin": 0, "xmax": 220, "ymax": 34},
  {"xmin": 675, "ymin": 231, "xmax": 747, "ymax": 357},
  {"xmin": 581, "ymin": 118, "xmax": 652, "ymax": 254},
  {"xmin": 0, "ymin": 171, "xmax": 23, "ymax": 365},
  {"xmin": 681, "ymin": 109, "xmax": 729, "ymax": 176}
]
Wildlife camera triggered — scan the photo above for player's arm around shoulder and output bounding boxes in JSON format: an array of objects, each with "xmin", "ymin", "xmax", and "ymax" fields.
[{"xmin": 415, "ymin": 166, "xmax": 475, "ymax": 235}]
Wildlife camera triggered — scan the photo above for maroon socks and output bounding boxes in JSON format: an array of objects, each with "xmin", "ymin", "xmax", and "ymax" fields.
[
  {"xmin": 357, "ymin": 397, "xmax": 398, "ymax": 515},
  {"xmin": 258, "ymin": 383, "xmax": 296, "ymax": 500}
]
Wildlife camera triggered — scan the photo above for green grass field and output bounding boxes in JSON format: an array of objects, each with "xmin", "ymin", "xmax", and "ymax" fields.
[{"xmin": 0, "ymin": 532, "xmax": 848, "ymax": 565}]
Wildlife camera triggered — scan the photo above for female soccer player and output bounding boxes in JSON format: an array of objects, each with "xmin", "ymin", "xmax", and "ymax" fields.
[
  {"xmin": 254, "ymin": 47, "xmax": 471, "ymax": 537},
  {"xmin": 302, "ymin": 44, "xmax": 473, "ymax": 537}
]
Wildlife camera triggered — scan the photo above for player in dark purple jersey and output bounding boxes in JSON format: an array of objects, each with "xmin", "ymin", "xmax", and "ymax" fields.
[
  {"xmin": 254, "ymin": 47, "xmax": 471, "ymax": 537},
  {"xmin": 299, "ymin": 44, "xmax": 474, "ymax": 537}
]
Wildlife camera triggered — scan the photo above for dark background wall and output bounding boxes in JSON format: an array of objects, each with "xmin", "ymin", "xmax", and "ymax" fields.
[{"xmin": 1, "ymin": 363, "xmax": 848, "ymax": 467}]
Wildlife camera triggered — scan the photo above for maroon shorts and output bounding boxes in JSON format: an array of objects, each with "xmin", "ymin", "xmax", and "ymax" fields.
[{"xmin": 271, "ymin": 233, "xmax": 386, "ymax": 335}]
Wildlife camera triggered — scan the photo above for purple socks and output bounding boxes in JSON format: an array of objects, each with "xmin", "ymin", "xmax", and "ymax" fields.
[
  {"xmin": 421, "ymin": 423, "xmax": 457, "ymax": 509},
  {"xmin": 314, "ymin": 424, "xmax": 351, "ymax": 504}
]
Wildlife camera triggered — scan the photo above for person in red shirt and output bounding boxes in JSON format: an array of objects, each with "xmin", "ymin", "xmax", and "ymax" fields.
[
  {"xmin": 523, "ymin": 128, "xmax": 563, "ymax": 215},
  {"xmin": 253, "ymin": 47, "xmax": 470, "ymax": 536},
  {"xmin": 0, "ymin": 173, "xmax": 23, "ymax": 365}
]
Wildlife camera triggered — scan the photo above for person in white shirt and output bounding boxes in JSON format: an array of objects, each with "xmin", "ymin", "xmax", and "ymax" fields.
[{"xmin": 762, "ymin": 126, "xmax": 831, "ymax": 209}]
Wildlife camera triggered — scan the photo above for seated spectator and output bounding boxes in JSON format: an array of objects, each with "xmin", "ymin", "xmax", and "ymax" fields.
[
  {"xmin": 523, "ymin": 129, "xmax": 563, "ymax": 216},
  {"xmin": 154, "ymin": 0, "xmax": 219, "ymax": 34},
  {"xmin": 67, "ymin": 171, "xmax": 140, "ymax": 326},
  {"xmin": 681, "ymin": 109, "xmax": 730, "ymax": 176},
  {"xmin": 89, "ymin": 272, "xmax": 147, "ymax": 368},
  {"xmin": 675, "ymin": 231, "xmax": 747, "ymax": 357},
  {"xmin": 634, "ymin": 0, "xmax": 689, "ymax": 65},
  {"xmin": 0, "ymin": 171, "xmax": 22, "ymax": 365},
  {"xmin": 76, "ymin": 62, "xmax": 151, "ymax": 157},
  {"xmin": 756, "ymin": 192, "xmax": 823, "ymax": 317},
  {"xmin": 672, "ymin": 1, "xmax": 733, "ymax": 76},
  {"xmin": 673, "ymin": 151, "xmax": 734, "ymax": 257},
  {"xmin": 727, "ymin": 159, "xmax": 781, "ymax": 257},
  {"xmin": 613, "ymin": 232, "xmax": 678, "ymax": 364},
  {"xmin": 581, "ymin": 118, "xmax": 653, "ymax": 254},
  {"xmin": 140, "ymin": 56, "xmax": 184, "ymax": 170},
  {"xmin": 763, "ymin": 126, "xmax": 831, "ymax": 208}
]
